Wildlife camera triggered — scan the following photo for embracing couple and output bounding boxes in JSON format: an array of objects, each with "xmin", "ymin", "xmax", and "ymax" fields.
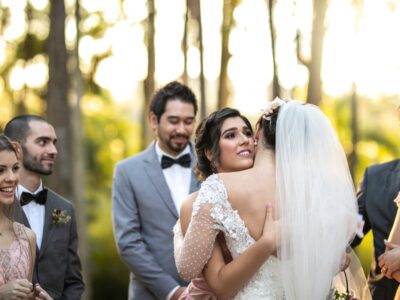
[
  {"xmin": 174, "ymin": 99, "xmax": 371, "ymax": 299},
  {"xmin": 112, "ymin": 81, "xmax": 369, "ymax": 300}
]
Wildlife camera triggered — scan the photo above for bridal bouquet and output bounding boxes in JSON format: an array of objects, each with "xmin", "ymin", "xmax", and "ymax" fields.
[
  {"xmin": 332, "ymin": 290, "xmax": 358, "ymax": 300},
  {"xmin": 331, "ymin": 271, "xmax": 359, "ymax": 300}
]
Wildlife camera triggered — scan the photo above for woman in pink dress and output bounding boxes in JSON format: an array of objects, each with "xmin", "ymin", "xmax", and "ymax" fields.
[{"xmin": 0, "ymin": 134, "xmax": 51, "ymax": 299}]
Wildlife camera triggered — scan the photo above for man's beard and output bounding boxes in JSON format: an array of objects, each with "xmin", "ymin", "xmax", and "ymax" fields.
[
  {"xmin": 165, "ymin": 134, "xmax": 189, "ymax": 153},
  {"xmin": 22, "ymin": 146, "xmax": 53, "ymax": 176}
]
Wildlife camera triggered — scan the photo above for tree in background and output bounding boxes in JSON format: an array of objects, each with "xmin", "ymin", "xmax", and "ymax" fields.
[
  {"xmin": 218, "ymin": 0, "xmax": 240, "ymax": 109},
  {"xmin": 141, "ymin": 0, "xmax": 155, "ymax": 149},
  {"xmin": 297, "ymin": 0, "xmax": 328, "ymax": 106},
  {"xmin": 267, "ymin": 0, "xmax": 281, "ymax": 99},
  {"xmin": 47, "ymin": 0, "xmax": 70, "ymax": 200},
  {"xmin": 188, "ymin": 0, "xmax": 206, "ymax": 118}
]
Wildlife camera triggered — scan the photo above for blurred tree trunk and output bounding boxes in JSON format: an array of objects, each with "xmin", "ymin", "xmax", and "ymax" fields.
[
  {"xmin": 188, "ymin": 0, "xmax": 206, "ymax": 118},
  {"xmin": 350, "ymin": 83, "xmax": 358, "ymax": 180},
  {"xmin": 14, "ymin": 3, "xmax": 34, "ymax": 115},
  {"xmin": 46, "ymin": 0, "xmax": 71, "ymax": 197},
  {"xmin": 218, "ymin": 0, "xmax": 238, "ymax": 109},
  {"xmin": 198, "ymin": 3, "xmax": 206, "ymax": 119},
  {"xmin": 297, "ymin": 0, "xmax": 327, "ymax": 106},
  {"xmin": 182, "ymin": 0, "xmax": 189, "ymax": 84},
  {"xmin": 349, "ymin": 0, "xmax": 364, "ymax": 181},
  {"xmin": 268, "ymin": 0, "xmax": 281, "ymax": 98},
  {"xmin": 142, "ymin": 0, "xmax": 155, "ymax": 149},
  {"xmin": 70, "ymin": 1, "xmax": 90, "ymax": 299}
]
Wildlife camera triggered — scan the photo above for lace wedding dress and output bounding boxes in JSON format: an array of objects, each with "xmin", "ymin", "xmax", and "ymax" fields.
[{"xmin": 174, "ymin": 174, "xmax": 284, "ymax": 299}]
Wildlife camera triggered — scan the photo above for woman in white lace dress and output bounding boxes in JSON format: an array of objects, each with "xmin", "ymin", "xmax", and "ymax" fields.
[
  {"xmin": 176, "ymin": 100, "xmax": 364, "ymax": 299},
  {"xmin": 175, "ymin": 107, "xmax": 279, "ymax": 299}
]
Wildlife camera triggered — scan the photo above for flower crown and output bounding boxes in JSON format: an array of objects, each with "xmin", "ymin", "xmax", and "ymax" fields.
[{"xmin": 261, "ymin": 97, "xmax": 287, "ymax": 121}]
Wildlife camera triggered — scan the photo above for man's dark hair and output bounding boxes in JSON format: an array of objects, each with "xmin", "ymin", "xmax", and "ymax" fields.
[
  {"xmin": 149, "ymin": 81, "xmax": 198, "ymax": 122},
  {"xmin": 4, "ymin": 115, "xmax": 47, "ymax": 143}
]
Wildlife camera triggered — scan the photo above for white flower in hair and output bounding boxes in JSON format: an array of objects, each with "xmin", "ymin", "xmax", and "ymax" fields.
[{"xmin": 261, "ymin": 97, "xmax": 287, "ymax": 120}]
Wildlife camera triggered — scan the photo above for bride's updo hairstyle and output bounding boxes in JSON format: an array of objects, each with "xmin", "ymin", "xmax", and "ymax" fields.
[
  {"xmin": 258, "ymin": 107, "xmax": 281, "ymax": 149},
  {"xmin": 195, "ymin": 107, "xmax": 253, "ymax": 181}
]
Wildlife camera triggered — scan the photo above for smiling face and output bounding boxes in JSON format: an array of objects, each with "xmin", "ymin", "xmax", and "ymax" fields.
[
  {"xmin": 21, "ymin": 120, "xmax": 58, "ymax": 176},
  {"xmin": 0, "ymin": 150, "xmax": 19, "ymax": 206},
  {"xmin": 216, "ymin": 116, "xmax": 255, "ymax": 172},
  {"xmin": 150, "ymin": 99, "xmax": 196, "ymax": 156}
]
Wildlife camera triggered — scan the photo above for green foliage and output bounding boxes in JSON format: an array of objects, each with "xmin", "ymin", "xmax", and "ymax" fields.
[
  {"xmin": 82, "ymin": 93, "xmax": 142, "ymax": 299},
  {"xmin": 15, "ymin": 33, "xmax": 47, "ymax": 60},
  {"xmin": 322, "ymin": 94, "xmax": 400, "ymax": 274}
]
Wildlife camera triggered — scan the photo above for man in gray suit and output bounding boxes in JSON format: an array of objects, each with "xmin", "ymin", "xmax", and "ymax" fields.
[
  {"xmin": 352, "ymin": 160, "xmax": 400, "ymax": 299},
  {"xmin": 5, "ymin": 115, "xmax": 84, "ymax": 300},
  {"xmin": 112, "ymin": 81, "xmax": 200, "ymax": 300}
]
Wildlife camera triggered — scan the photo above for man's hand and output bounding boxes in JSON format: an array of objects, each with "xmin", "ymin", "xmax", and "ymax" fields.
[
  {"xmin": 0, "ymin": 278, "xmax": 33, "ymax": 300},
  {"xmin": 339, "ymin": 253, "xmax": 351, "ymax": 272},
  {"xmin": 260, "ymin": 203, "xmax": 280, "ymax": 256},
  {"xmin": 378, "ymin": 240, "xmax": 400, "ymax": 279},
  {"xmin": 170, "ymin": 287, "xmax": 186, "ymax": 300},
  {"xmin": 33, "ymin": 284, "xmax": 53, "ymax": 300}
]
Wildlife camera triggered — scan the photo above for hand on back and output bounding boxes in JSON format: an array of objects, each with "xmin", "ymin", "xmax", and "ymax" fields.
[{"xmin": 260, "ymin": 203, "xmax": 279, "ymax": 255}]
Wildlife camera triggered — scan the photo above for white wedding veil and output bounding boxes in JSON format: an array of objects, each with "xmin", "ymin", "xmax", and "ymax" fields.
[{"xmin": 275, "ymin": 101, "xmax": 359, "ymax": 299}]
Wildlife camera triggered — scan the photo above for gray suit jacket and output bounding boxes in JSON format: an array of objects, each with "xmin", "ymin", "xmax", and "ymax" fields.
[
  {"xmin": 112, "ymin": 142, "xmax": 200, "ymax": 300},
  {"xmin": 352, "ymin": 159, "xmax": 400, "ymax": 299},
  {"xmin": 14, "ymin": 189, "xmax": 84, "ymax": 300}
]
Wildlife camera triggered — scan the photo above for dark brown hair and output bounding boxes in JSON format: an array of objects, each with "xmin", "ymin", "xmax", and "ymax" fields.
[
  {"xmin": 195, "ymin": 108, "xmax": 253, "ymax": 181},
  {"xmin": 257, "ymin": 106, "xmax": 281, "ymax": 149},
  {"xmin": 0, "ymin": 134, "xmax": 17, "ymax": 156}
]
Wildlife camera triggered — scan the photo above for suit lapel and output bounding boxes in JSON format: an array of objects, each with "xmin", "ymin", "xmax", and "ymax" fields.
[
  {"xmin": 39, "ymin": 191, "xmax": 56, "ymax": 257},
  {"xmin": 12, "ymin": 198, "xmax": 31, "ymax": 228},
  {"xmin": 143, "ymin": 144, "xmax": 179, "ymax": 218}
]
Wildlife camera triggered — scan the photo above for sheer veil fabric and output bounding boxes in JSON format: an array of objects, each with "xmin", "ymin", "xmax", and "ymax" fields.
[{"xmin": 275, "ymin": 101, "xmax": 360, "ymax": 299}]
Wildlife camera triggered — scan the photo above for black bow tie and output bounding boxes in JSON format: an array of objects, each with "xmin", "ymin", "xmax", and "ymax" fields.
[
  {"xmin": 161, "ymin": 154, "xmax": 191, "ymax": 169},
  {"xmin": 20, "ymin": 189, "xmax": 48, "ymax": 206}
]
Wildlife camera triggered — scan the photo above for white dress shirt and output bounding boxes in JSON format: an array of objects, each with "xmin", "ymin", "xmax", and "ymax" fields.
[
  {"xmin": 155, "ymin": 143, "xmax": 192, "ymax": 215},
  {"xmin": 17, "ymin": 183, "xmax": 45, "ymax": 249},
  {"xmin": 155, "ymin": 143, "xmax": 192, "ymax": 300}
]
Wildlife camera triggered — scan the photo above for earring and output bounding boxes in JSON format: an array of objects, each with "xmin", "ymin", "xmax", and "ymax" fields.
[{"xmin": 254, "ymin": 140, "xmax": 258, "ymax": 146}]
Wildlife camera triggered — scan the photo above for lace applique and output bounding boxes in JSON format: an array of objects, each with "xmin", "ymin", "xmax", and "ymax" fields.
[
  {"xmin": 193, "ymin": 175, "xmax": 253, "ymax": 251},
  {"xmin": 175, "ymin": 174, "xmax": 284, "ymax": 298}
]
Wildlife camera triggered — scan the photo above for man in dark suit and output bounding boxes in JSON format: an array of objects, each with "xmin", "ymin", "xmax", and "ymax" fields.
[
  {"xmin": 5, "ymin": 115, "xmax": 84, "ymax": 300},
  {"xmin": 352, "ymin": 160, "xmax": 400, "ymax": 299},
  {"xmin": 112, "ymin": 81, "xmax": 200, "ymax": 300}
]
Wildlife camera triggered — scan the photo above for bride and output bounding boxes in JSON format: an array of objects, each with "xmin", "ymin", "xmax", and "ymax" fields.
[{"xmin": 176, "ymin": 99, "xmax": 367, "ymax": 299}]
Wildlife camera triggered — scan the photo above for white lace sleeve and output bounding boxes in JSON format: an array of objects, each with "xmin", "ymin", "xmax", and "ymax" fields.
[
  {"xmin": 175, "ymin": 175, "xmax": 228, "ymax": 281},
  {"xmin": 173, "ymin": 222, "xmax": 183, "ymax": 265}
]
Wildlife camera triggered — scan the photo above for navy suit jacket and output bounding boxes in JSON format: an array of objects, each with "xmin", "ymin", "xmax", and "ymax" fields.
[{"xmin": 352, "ymin": 160, "xmax": 400, "ymax": 299}]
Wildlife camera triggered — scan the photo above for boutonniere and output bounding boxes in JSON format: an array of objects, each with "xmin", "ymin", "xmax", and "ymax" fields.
[{"xmin": 52, "ymin": 209, "xmax": 71, "ymax": 225}]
